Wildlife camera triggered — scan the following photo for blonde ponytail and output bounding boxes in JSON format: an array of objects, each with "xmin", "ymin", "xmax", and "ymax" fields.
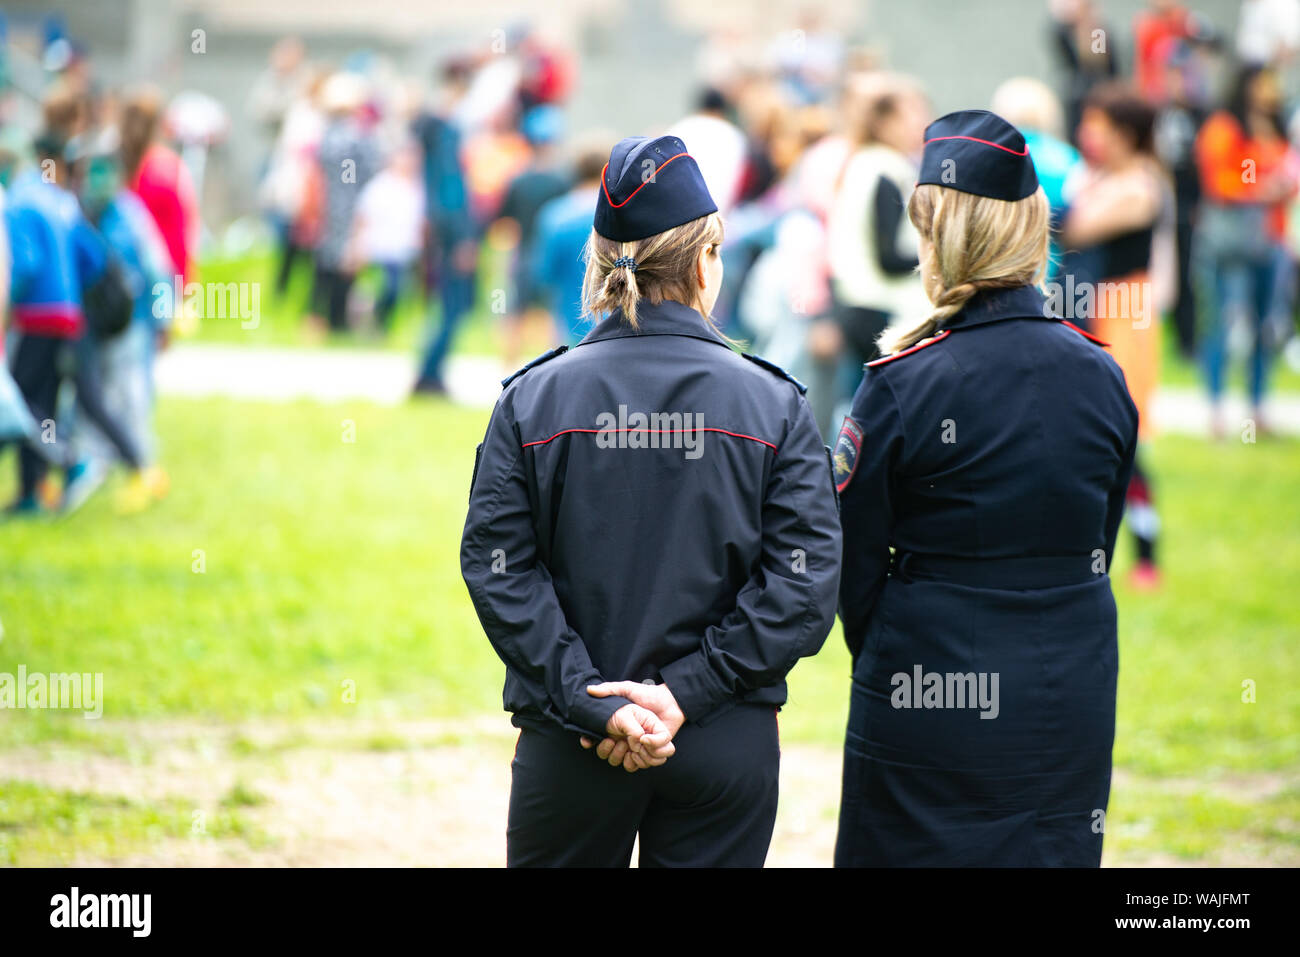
[
  {"xmin": 592, "ymin": 247, "xmax": 644, "ymax": 326},
  {"xmin": 582, "ymin": 213, "xmax": 724, "ymax": 329},
  {"xmin": 878, "ymin": 184, "xmax": 1050, "ymax": 355}
]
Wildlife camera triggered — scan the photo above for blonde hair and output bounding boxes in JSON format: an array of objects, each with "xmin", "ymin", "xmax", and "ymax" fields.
[
  {"xmin": 582, "ymin": 213, "xmax": 724, "ymax": 328},
  {"xmin": 878, "ymin": 184, "xmax": 1050, "ymax": 355},
  {"xmin": 991, "ymin": 77, "xmax": 1066, "ymax": 140}
]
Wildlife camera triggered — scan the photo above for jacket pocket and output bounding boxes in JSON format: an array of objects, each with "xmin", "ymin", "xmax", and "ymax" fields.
[{"xmin": 469, "ymin": 442, "xmax": 484, "ymax": 503}]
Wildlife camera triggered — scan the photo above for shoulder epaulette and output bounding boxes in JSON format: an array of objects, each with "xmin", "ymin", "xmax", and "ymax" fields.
[
  {"xmin": 866, "ymin": 329, "xmax": 952, "ymax": 368},
  {"xmin": 501, "ymin": 345, "xmax": 569, "ymax": 388},
  {"xmin": 741, "ymin": 352, "xmax": 807, "ymax": 394},
  {"xmin": 1059, "ymin": 320, "xmax": 1110, "ymax": 348}
]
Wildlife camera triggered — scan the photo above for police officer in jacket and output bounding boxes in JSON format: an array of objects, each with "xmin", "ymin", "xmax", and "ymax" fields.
[
  {"xmin": 461, "ymin": 134, "xmax": 842, "ymax": 868},
  {"xmin": 833, "ymin": 111, "xmax": 1139, "ymax": 867}
]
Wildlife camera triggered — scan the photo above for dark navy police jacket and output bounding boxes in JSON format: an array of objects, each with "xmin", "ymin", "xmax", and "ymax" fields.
[
  {"xmin": 836, "ymin": 284, "xmax": 1139, "ymax": 657},
  {"xmin": 462, "ymin": 298, "xmax": 842, "ymax": 739}
]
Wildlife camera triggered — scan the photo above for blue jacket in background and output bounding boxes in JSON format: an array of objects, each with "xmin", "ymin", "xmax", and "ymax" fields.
[
  {"xmin": 5, "ymin": 168, "xmax": 106, "ymax": 337},
  {"xmin": 94, "ymin": 189, "xmax": 172, "ymax": 331},
  {"xmin": 532, "ymin": 185, "xmax": 597, "ymax": 344}
]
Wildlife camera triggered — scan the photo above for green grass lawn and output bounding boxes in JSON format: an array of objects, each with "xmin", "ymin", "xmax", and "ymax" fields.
[
  {"xmin": 1, "ymin": 393, "xmax": 1298, "ymax": 863},
  {"xmin": 190, "ymin": 249, "xmax": 514, "ymax": 359}
]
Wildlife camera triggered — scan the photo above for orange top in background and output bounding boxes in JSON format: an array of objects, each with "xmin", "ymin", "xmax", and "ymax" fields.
[{"xmin": 1195, "ymin": 111, "xmax": 1294, "ymax": 238}]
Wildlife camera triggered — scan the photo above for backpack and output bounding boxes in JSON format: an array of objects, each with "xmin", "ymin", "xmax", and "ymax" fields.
[{"xmin": 83, "ymin": 258, "xmax": 134, "ymax": 338}]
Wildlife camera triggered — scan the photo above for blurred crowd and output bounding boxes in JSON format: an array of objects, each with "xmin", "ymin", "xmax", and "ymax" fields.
[{"xmin": 2, "ymin": 2, "xmax": 1300, "ymax": 537}]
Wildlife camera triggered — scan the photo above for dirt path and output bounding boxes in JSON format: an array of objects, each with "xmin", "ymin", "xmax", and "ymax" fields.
[
  {"xmin": 3, "ymin": 715, "xmax": 1293, "ymax": 867},
  {"xmin": 4, "ymin": 715, "xmax": 840, "ymax": 867},
  {"xmin": 155, "ymin": 343, "xmax": 1300, "ymax": 436}
]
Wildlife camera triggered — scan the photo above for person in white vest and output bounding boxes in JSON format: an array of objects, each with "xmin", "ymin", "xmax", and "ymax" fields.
[{"xmin": 826, "ymin": 74, "xmax": 931, "ymax": 374}]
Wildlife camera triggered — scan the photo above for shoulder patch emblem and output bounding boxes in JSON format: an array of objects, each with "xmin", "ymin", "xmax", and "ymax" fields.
[
  {"xmin": 866, "ymin": 329, "xmax": 951, "ymax": 368},
  {"xmin": 832, "ymin": 416, "xmax": 864, "ymax": 493},
  {"xmin": 1060, "ymin": 320, "xmax": 1110, "ymax": 348},
  {"xmin": 741, "ymin": 352, "xmax": 808, "ymax": 394},
  {"xmin": 501, "ymin": 345, "xmax": 569, "ymax": 388}
]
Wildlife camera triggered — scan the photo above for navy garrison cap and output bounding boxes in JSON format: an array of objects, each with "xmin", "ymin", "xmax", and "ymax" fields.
[
  {"xmin": 916, "ymin": 110, "xmax": 1039, "ymax": 202},
  {"xmin": 593, "ymin": 135, "xmax": 718, "ymax": 242}
]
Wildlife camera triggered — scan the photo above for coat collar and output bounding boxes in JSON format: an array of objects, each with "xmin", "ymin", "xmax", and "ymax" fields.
[
  {"xmin": 578, "ymin": 298, "xmax": 732, "ymax": 349},
  {"xmin": 943, "ymin": 284, "xmax": 1054, "ymax": 330}
]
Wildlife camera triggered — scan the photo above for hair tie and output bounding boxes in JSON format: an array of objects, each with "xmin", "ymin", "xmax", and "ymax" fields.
[{"xmin": 613, "ymin": 256, "xmax": 638, "ymax": 272}]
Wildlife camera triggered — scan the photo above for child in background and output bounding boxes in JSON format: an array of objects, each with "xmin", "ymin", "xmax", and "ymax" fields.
[
  {"xmin": 0, "ymin": 176, "xmax": 41, "ymax": 448},
  {"xmin": 5, "ymin": 130, "xmax": 150, "ymax": 515},
  {"xmin": 73, "ymin": 131, "xmax": 172, "ymax": 511},
  {"xmin": 348, "ymin": 140, "xmax": 426, "ymax": 333}
]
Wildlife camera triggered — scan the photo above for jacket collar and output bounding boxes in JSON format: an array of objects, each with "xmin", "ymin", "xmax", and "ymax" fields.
[
  {"xmin": 579, "ymin": 298, "xmax": 732, "ymax": 349},
  {"xmin": 943, "ymin": 284, "xmax": 1054, "ymax": 330}
]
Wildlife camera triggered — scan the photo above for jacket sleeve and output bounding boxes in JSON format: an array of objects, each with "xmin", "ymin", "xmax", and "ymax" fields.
[
  {"xmin": 837, "ymin": 368, "xmax": 904, "ymax": 663},
  {"xmin": 658, "ymin": 393, "xmax": 842, "ymax": 724},
  {"xmin": 460, "ymin": 397, "xmax": 630, "ymax": 739},
  {"xmin": 871, "ymin": 178, "xmax": 920, "ymax": 276}
]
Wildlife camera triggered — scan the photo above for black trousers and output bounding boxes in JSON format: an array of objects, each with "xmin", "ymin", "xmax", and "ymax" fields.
[
  {"xmin": 1172, "ymin": 217, "xmax": 1198, "ymax": 358},
  {"xmin": 10, "ymin": 332, "xmax": 142, "ymax": 497},
  {"xmin": 507, "ymin": 703, "xmax": 780, "ymax": 867},
  {"xmin": 312, "ymin": 264, "xmax": 354, "ymax": 332}
]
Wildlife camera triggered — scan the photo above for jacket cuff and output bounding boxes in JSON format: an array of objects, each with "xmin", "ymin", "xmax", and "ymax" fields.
[
  {"xmin": 659, "ymin": 651, "xmax": 731, "ymax": 724},
  {"xmin": 568, "ymin": 692, "xmax": 629, "ymax": 740}
]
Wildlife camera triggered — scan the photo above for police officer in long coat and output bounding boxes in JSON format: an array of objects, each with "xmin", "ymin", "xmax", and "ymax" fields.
[
  {"xmin": 834, "ymin": 111, "xmax": 1139, "ymax": 867},
  {"xmin": 461, "ymin": 135, "xmax": 842, "ymax": 867}
]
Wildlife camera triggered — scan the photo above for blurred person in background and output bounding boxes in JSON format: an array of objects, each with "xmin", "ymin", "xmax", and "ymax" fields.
[
  {"xmin": 412, "ymin": 59, "xmax": 477, "ymax": 396},
  {"xmin": 708, "ymin": 88, "xmax": 807, "ymax": 336},
  {"xmin": 4, "ymin": 124, "xmax": 148, "ymax": 515},
  {"xmin": 1236, "ymin": 0, "xmax": 1300, "ymax": 68},
  {"xmin": 516, "ymin": 28, "xmax": 575, "ymax": 112},
  {"xmin": 260, "ymin": 67, "xmax": 327, "ymax": 298},
  {"xmin": 120, "ymin": 86, "xmax": 200, "ymax": 292},
  {"xmin": 767, "ymin": 9, "xmax": 845, "ymax": 106},
  {"xmin": 1049, "ymin": 0, "xmax": 1121, "ymax": 148},
  {"xmin": 725, "ymin": 105, "xmax": 836, "ymax": 387},
  {"xmin": 1153, "ymin": 38, "xmax": 1214, "ymax": 358},
  {"xmin": 531, "ymin": 137, "xmax": 609, "ymax": 347},
  {"xmin": 824, "ymin": 74, "xmax": 930, "ymax": 413},
  {"xmin": 494, "ymin": 104, "xmax": 571, "ymax": 366},
  {"xmin": 991, "ymin": 76, "xmax": 1082, "ymax": 284},
  {"xmin": 70, "ymin": 130, "xmax": 172, "ymax": 511},
  {"xmin": 309, "ymin": 72, "xmax": 378, "ymax": 335},
  {"xmin": 788, "ymin": 104, "xmax": 855, "ymax": 438},
  {"xmin": 1062, "ymin": 83, "xmax": 1173, "ymax": 589},
  {"xmin": 1132, "ymin": 0, "xmax": 1194, "ymax": 103},
  {"xmin": 1194, "ymin": 63, "xmax": 1298, "ymax": 438},
  {"xmin": 0, "ymin": 157, "xmax": 42, "ymax": 455},
  {"xmin": 347, "ymin": 139, "xmax": 426, "ymax": 334},
  {"xmin": 248, "ymin": 36, "xmax": 307, "ymax": 151},
  {"xmin": 668, "ymin": 88, "xmax": 749, "ymax": 216}
]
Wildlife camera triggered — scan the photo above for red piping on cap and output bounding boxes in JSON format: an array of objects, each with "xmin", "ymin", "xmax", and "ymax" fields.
[
  {"xmin": 923, "ymin": 134, "xmax": 1029, "ymax": 156},
  {"xmin": 601, "ymin": 152, "xmax": 691, "ymax": 209}
]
